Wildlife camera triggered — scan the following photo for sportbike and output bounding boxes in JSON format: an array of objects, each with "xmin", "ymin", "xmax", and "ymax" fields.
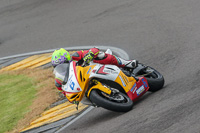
[{"xmin": 54, "ymin": 60, "xmax": 164, "ymax": 112}]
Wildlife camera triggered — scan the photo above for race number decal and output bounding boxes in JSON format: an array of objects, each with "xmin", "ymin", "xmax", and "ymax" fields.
[
  {"xmin": 67, "ymin": 76, "xmax": 75, "ymax": 90},
  {"xmin": 69, "ymin": 80, "xmax": 75, "ymax": 90}
]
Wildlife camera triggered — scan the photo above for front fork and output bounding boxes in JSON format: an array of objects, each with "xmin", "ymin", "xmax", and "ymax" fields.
[{"xmin": 73, "ymin": 79, "xmax": 112, "ymax": 109}]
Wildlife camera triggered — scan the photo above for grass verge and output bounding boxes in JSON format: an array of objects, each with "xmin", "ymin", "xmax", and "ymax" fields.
[
  {"xmin": 0, "ymin": 68, "xmax": 59, "ymax": 133},
  {"xmin": 0, "ymin": 74, "xmax": 36, "ymax": 133}
]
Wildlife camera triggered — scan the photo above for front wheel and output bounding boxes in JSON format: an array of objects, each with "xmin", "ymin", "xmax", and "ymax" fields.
[{"xmin": 89, "ymin": 89, "xmax": 133, "ymax": 112}]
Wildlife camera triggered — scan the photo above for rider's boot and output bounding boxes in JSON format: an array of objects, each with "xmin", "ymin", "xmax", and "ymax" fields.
[{"xmin": 118, "ymin": 57, "xmax": 138, "ymax": 68}]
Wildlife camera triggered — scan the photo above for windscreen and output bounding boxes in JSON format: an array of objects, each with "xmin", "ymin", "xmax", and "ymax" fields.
[{"xmin": 54, "ymin": 64, "xmax": 70, "ymax": 84}]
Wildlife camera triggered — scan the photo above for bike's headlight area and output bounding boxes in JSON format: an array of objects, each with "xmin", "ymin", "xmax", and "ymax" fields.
[{"xmin": 62, "ymin": 78, "xmax": 83, "ymax": 102}]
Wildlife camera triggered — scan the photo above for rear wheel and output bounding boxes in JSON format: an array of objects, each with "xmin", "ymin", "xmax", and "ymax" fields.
[
  {"xmin": 89, "ymin": 89, "xmax": 133, "ymax": 112},
  {"xmin": 144, "ymin": 67, "xmax": 164, "ymax": 92},
  {"xmin": 135, "ymin": 64, "xmax": 164, "ymax": 92}
]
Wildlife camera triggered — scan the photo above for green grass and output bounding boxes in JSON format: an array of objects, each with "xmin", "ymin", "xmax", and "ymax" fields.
[{"xmin": 0, "ymin": 73, "xmax": 37, "ymax": 133}]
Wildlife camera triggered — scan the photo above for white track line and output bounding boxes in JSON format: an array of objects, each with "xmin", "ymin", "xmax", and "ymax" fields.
[{"xmin": 55, "ymin": 106, "xmax": 94, "ymax": 133}]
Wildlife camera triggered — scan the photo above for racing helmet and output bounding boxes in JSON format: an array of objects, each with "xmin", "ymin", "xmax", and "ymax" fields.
[{"xmin": 51, "ymin": 48, "xmax": 72, "ymax": 67}]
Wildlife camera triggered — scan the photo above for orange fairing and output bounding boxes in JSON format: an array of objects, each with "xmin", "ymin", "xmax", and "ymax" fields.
[
  {"xmin": 65, "ymin": 65, "xmax": 95, "ymax": 103},
  {"xmin": 65, "ymin": 92, "xmax": 81, "ymax": 102},
  {"xmin": 86, "ymin": 81, "xmax": 112, "ymax": 98},
  {"xmin": 115, "ymin": 71, "xmax": 136, "ymax": 93}
]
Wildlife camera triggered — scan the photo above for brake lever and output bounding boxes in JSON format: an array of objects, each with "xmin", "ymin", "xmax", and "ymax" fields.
[
  {"xmin": 82, "ymin": 61, "xmax": 86, "ymax": 67},
  {"xmin": 73, "ymin": 101, "xmax": 79, "ymax": 110},
  {"xmin": 82, "ymin": 60, "xmax": 90, "ymax": 67}
]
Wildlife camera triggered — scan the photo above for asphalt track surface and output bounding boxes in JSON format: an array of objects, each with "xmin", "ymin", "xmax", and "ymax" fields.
[{"xmin": 1, "ymin": 0, "xmax": 200, "ymax": 133}]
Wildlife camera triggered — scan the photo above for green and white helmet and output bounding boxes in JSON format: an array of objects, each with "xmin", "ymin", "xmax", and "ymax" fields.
[{"xmin": 51, "ymin": 48, "xmax": 72, "ymax": 67}]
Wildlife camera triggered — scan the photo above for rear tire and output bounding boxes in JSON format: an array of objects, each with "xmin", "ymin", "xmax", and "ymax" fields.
[
  {"xmin": 133, "ymin": 64, "xmax": 164, "ymax": 92},
  {"xmin": 145, "ymin": 67, "xmax": 164, "ymax": 92},
  {"xmin": 90, "ymin": 90, "xmax": 133, "ymax": 112}
]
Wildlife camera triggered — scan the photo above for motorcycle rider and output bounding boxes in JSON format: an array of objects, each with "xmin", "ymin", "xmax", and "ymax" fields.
[{"xmin": 51, "ymin": 47, "xmax": 138, "ymax": 96}]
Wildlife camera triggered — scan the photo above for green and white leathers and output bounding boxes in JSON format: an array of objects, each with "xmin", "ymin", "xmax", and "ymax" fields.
[{"xmin": 51, "ymin": 48, "xmax": 72, "ymax": 67}]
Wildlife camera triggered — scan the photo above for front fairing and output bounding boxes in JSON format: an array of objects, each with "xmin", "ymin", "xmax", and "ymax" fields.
[
  {"xmin": 62, "ymin": 62, "xmax": 81, "ymax": 93},
  {"xmin": 61, "ymin": 61, "xmax": 96, "ymax": 102},
  {"xmin": 61, "ymin": 62, "xmax": 83, "ymax": 102}
]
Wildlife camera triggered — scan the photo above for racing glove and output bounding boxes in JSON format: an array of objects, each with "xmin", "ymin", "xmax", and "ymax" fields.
[{"xmin": 83, "ymin": 51, "xmax": 94, "ymax": 64}]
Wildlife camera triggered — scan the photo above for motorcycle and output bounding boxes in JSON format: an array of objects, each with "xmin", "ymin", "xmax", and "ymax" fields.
[{"xmin": 53, "ymin": 60, "xmax": 164, "ymax": 112}]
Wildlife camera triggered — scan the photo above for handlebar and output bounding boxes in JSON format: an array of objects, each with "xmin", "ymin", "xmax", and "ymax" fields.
[{"xmin": 82, "ymin": 60, "xmax": 90, "ymax": 67}]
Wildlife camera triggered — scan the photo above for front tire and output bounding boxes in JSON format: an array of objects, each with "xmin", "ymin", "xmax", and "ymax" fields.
[{"xmin": 90, "ymin": 90, "xmax": 133, "ymax": 112}]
